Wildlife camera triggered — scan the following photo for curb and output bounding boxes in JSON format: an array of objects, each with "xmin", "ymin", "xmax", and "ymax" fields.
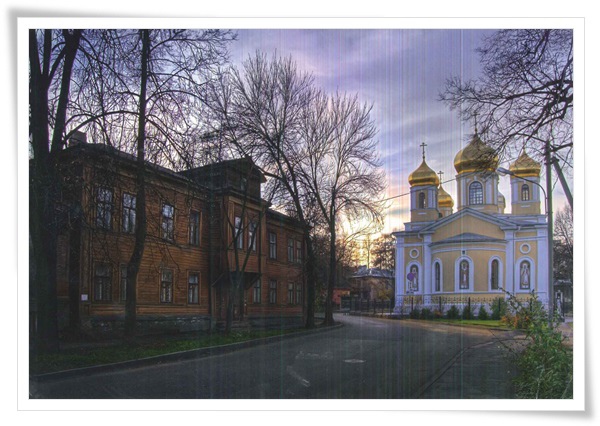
[{"xmin": 31, "ymin": 323, "xmax": 344, "ymax": 383}]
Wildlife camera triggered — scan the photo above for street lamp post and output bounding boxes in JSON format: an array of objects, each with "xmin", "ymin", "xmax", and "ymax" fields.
[{"xmin": 497, "ymin": 166, "xmax": 554, "ymax": 320}]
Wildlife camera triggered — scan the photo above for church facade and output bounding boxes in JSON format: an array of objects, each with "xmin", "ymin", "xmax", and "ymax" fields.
[{"xmin": 393, "ymin": 131, "xmax": 549, "ymax": 315}]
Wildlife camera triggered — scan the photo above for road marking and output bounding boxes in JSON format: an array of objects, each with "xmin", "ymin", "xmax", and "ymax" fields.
[{"xmin": 344, "ymin": 359, "xmax": 366, "ymax": 364}]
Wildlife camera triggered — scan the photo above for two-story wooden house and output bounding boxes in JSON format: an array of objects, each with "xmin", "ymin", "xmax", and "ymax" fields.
[{"xmin": 48, "ymin": 137, "xmax": 305, "ymax": 334}]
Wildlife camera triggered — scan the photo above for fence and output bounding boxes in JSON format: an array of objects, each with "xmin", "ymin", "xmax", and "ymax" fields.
[{"xmin": 339, "ymin": 296, "xmax": 394, "ymax": 315}]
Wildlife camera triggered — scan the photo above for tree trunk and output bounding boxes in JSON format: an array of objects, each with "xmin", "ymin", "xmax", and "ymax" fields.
[
  {"xmin": 125, "ymin": 29, "xmax": 150, "ymax": 338},
  {"xmin": 303, "ymin": 230, "xmax": 316, "ymax": 328},
  {"xmin": 324, "ymin": 222, "xmax": 336, "ymax": 326}
]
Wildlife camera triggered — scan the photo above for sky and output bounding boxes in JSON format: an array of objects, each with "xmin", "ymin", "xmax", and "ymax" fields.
[{"xmin": 228, "ymin": 28, "xmax": 571, "ymax": 234}]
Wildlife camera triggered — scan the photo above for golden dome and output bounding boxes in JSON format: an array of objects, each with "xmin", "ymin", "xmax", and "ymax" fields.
[
  {"xmin": 408, "ymin": 159, "xmax": 440, "ymax": 187},
  {"xmin": 509, "ymin": 149, "xmax": 541, "ymax": 177},
  {"xmin": 438, "ymin": 184, "xmax": 454, "ymax": 208},
  {"xmin": 454, "ymin": 132, "xmax": 499, "ymax": 174}
]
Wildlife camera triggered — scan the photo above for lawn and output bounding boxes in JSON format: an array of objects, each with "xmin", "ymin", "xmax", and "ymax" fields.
[{"xmin": 30, "ymin": 328, "xmax": 302, "ymax": 375}]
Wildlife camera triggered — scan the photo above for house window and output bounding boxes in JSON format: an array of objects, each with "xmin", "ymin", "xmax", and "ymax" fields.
[
  {"xmin": 519, "ymin": 260, "xmax": 531, "ymax": 290},
  {"xmin": 269, "ymin": 279, "xmax": 277, "ymax": 304},
  {"xmin": 296, "ymin": 283, "xmax": 303, "ymax": 305},
  {"xmin": 491, "ymin": 259, "xmax": 500, "ymax": 290},
  {"xmin": 288, "ymin": 282, "xmax": 294, "ymax": 304},
  {"xmin": 96, "ymin": 187, "xmax": 113, "ymax": 229},
  {"xmin": 162, "ymin": 204, "xmax": 175, "ymax": 241},
  {"xmin": 248, "ymin": 222, "xmax": 257, "ymax": 251},
  {"xmin": 435, "ymin": 262, "xmax": 441, "ymax": 292},
  {"xmin": 122, "ymin": 193, "xmax": 136, "ymax": 233},
  {"xmin": 188, "ymin": 273, "xmax": 199, "ymax": 304},
  {"xmin": 469, "ymin": 181, "xmax": 483, "ymax": 205},
  {"xmin": 521, "ymin": 184, "xmax": 530, "ymax": 201},
  {"xmin": 253, "ymin": 281, "xmax": 261, "ymax": 304},
  {"xmin": 234, "ymin": 216, "xmax": 243, "ymax": 249},
  {"xmin": 160, "ymin": 269, "xmax": 173, "ymax": 303},
  {"xmin": 288, "ymin": 238, "xmax": 294, "ymax": 262},
  {"xmin": 94, "ymin": 263, "xmax": 112, "ymax": 302},
  {"xmin": 459, "ymin": 260, "xmax": 470, "ymax": 289},
  {"xmin": 269, "ymin": 232, "xmax": 277, "ymax": 259},
  {"xmin": 120, "ymin": 265, "xmax": 128, "ymax": 301},
  {"xmin": 296, "ymin": 240, "xmax": 302, "ymax": 263},
  {"xmin": 189, "ymin": 211, "xmax": 200, "ymax": 246},
  {"xmin": 418, "ymin": 192, "xmax": 426, "ymax": 209}
]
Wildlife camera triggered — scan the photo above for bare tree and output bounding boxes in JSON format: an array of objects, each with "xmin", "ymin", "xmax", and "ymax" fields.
[
  {"xmin": 554, "ymin": 204, "xmax": 573, "ymax": 281},
  {"xmin": 298, "ymin": 91, "xmax": 386, "ymax": 326},
  {"xmin": 212, "ymin": 52, "xmax": 320, "ymax": 328},
  {"xmin": 30, "ymin": 28, "xmax": 236, "ymax": 341},
  {"xmin": 29, "ymin": 29, "xmax": 83, "ymax": 353},
  {"xmin": 440, "ymin": 29, "xmax": 573, "ymax": 192},
  {"xmin": 371, "ymin": 233, "xmax": 396, "ymax": 272}
]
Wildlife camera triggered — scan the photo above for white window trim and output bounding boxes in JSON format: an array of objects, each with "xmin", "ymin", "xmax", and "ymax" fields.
[
  {"xmin": 488, "ymin": 256, "xmax": 504, "ymax": 292},
  {"xmin": 432, "ymin": 259, "xmax": 443, "ymax": 293},
  {"xmin": 454, "ymin": 256, "xmax": 474, "ymax": 292},
  {"xmin": 515, "ymin": 257, "xmax": 535, "ymax": 292},
  {"xmin": 405, "ymin": 261, "xmax": 422, "ymax": 294}
]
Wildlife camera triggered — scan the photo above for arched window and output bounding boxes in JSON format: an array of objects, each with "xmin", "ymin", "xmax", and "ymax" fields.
[
  {"xmin": 435, "ymin": 262, "xmax": 441, "ymax": 292},
  {"xmin": 519, "ymin": 260, "xmax": 531, "ymax": 290},
  {"xmin": 491, "ymin": 259, "xmax": 499, "ymax": 290},
  {"xmin": 521, "ymin": 184, "xmax": 530, "ymax": 201},
  {"xmin": 469, "ymin": 181, "xmax": 483, "ymax": 205},
  {"xmin": 418, "ymin": 192, "xmax": 426, "ymax": 209}
]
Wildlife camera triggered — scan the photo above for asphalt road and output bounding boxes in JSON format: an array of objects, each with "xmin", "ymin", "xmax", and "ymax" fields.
[{"xmin": 29, "ymin": 314, "xmax": 519, "ymax": 399}]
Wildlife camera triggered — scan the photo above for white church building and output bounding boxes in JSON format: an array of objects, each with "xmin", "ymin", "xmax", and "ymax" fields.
[{"xmin": 393, "ymin": 130, "xmax": 549, "ymax": 315}]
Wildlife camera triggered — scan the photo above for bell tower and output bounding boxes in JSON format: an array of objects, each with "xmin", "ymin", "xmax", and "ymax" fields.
[{"xmin": 408, "ymin": 142, "xmax": 440, "ymax": 222}]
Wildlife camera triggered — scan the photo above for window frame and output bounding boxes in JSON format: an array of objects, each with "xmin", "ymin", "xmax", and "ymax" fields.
[
  {"xmin": 122, "ymin": 192, "xmax": 136, "ymax": 233},
  {"xmin": 248, "ymin": 221, "xmax": 257, "ymax": 251},
  {"xmin": 94, "ymin": 262, "xmax": 112, "ymax": 302},
  {"xmin": 268, "ymin": 232, "xmax": 277, "ymax": 259},
  {"xmin": 253, "ymin": 280, "xmax": 262, "ymax": 304},
  {"xmin": 468, "ymin": 181, "xmax": 484, "ymax": 205},
  {"xmin": 269, "ymin": 279, "xmax": 277, "ymax": 304},
  {"xmin": 188, "ymin": 272, "xmax": 200, "ymax": 304},
  {"xmin": 295, "ymin": 240, "xmax": 303, "ymax": 263},
  {"xmin": 234, "ymin": 216, "xmax": 243, "ymax": 249},
  {"xmin": 288, "ymin": 238, "xmax": 294, "ymax": 262},
  {"xmin": 189, "ymin": 210, "xmax": 200, "ymax": 246},
  {"xmin": 521, "ymin": 184, "xmax": 530, "ymax": 201},
  {"xmin": 96, "ymin": 187, "xmax": 113, "ymax": 230},
  {"xmin": 288, "ymin": 282, "xmax": 294, "ymax": 304},
  {"xmin": 160, "ymin": 269, "xmax": 173, "ymax": 303},
  {"xmin": 161, "ymin": 203, "xmax": 175, "ymax": 241}
]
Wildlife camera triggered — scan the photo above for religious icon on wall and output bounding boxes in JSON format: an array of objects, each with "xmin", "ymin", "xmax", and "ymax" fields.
[
  {"xmin": 520, "ymin": 261, "xmax": 530, "ymax": 289},
  {"xmin": 407, "ymin": 265, "xmax": 418, "ymax": 292},
  {"xmin": 460, "ymin": 260, "xmax": 469, "ymax": 289}
]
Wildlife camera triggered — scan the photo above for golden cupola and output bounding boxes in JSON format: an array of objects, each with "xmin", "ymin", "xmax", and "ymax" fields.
[
  {"xmin": 454, "ymin": 131, "xmax": 499, "ymax": 174},
  {"xmin": 438, "ymin": 184, "xmax": 454, "ymax": 208},
  {"xmin": 408, "ymin": 159, "xmax": 439, "ymax": 187},
  {"xmin": 509, "ymin": 149, "xmax": 541, "ymax": 178}
]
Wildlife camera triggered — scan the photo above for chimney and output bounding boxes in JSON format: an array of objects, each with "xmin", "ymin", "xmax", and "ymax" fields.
[{"xmin": 69, "ymin": 131, "xmax": 87, "ymax": 147}]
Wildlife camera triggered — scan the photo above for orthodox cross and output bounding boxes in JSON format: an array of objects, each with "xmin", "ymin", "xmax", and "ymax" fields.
[
  {"xmin": 420, "ymin": 142, "xmax": 427, "ymax": 160},
  {"xmin": 438, "ymin": 170, "xmax": 444, "ymax": 185}
]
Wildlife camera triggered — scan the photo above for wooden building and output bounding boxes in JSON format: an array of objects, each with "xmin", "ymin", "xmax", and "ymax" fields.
[{"xmin": 50, "ymin": 139, "xmax": 305, "ymax": 334}]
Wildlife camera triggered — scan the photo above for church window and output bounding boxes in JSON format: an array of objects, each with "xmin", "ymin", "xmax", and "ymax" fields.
[
  {"xmin": 435, "ymin": 262, "xmax": 441, "ymax": 292},
  {"xmin": 519, "ymin": 260, "xmax": 531, "ymax": 290},
  {"xmin": 491, "ymin": 259, "xmax": 500, "ymax": 290},
  {"xmin": 418, "ymin": 192, "xmax": 426, "ymax": 209},
  {"xmin": 469, "ymin": 182, "xmax": 483, "ymax": 205},
  {"xmin": 521, "ymin": 184, "xmax": 530, "ymax": 201},
  {"xmin": 459, "ymin": 260, "xmax": 469, "ymax": 289}
]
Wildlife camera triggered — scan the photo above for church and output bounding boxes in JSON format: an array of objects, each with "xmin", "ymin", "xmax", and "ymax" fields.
[{"xmin": 393, "ymin": 129, "xmax": 549, "ymax": 315}]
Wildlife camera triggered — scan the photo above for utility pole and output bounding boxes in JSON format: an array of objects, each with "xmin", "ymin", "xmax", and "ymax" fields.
[{"xmin": 545, "ymin": 141, "xmax": 555, "ymax": 321}]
